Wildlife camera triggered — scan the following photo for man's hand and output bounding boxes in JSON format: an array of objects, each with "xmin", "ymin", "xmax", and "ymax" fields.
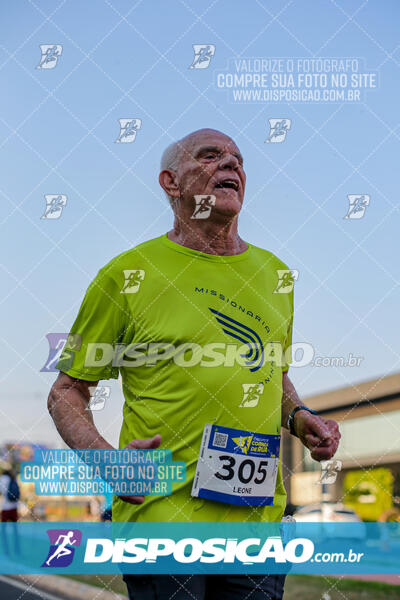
[
  {"xmin": 118, "ymin": 434, "xmax": 162, "ymax": 505},
  {"xmin": 294, "ymin": 412, "xmax": 340, "ymax": 461}
]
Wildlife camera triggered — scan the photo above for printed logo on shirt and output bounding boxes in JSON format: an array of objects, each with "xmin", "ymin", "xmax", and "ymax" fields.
[{"xmin": 208, "ymin": 308, "xmax": 264, "ymax": 372}]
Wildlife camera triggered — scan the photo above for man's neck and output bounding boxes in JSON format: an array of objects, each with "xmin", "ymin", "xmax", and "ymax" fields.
[{"xmin": 167, "ymin": 218, "xmax": 248, "ymax": 256}]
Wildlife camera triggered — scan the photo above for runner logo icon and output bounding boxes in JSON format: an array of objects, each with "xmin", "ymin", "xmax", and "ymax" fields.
[
  {"xmin": 42, "ymin": 529, "xmax": 82, "ymax": 568},
  {"xmin": 265, "ymin": 118, "xmax": 291, "ymax": 143},
  {"xmin": 41, "ymin": 194, "xmax": 67, "ymax": 219},
  {"xmin": 273, "ymin": 270, "xmax": 298, "ymax": 294},
  {"xmin": 41, "ymin": 333, "xmax": 81, "ymax": 373},
  {"xmin": 36, "ymin": 45, "xmax": 63, "ymax": 69},
  {"xmin": 120, "ymin": 270, "xmax": 145, "ymax": 294},
  {"xmin": 191, "ymin": 195, "xmax": 216, "ymax": 219},
  {"xmin": 344, "ymin": 194, "xmax": 370, "ymax": 219},
  {"xmin": 232, "ymin": 435, "xmax": 253, "ymax": 454},
  {"xmin": 115, "ymin": 118, "xmax": 142, "ymax": 143},
  {"xmin": 189, "ymin": 45, "xmax": 216, "ymax": 69},
  {"xmin": 239, "ymin": 383, "xmax": 264, "ymax": 408}
]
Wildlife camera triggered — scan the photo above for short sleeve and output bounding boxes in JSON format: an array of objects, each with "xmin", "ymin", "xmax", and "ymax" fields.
[
  {"xmin": 282, "ymin": 291, "xmax": 294, "ymax": 372},
  {"xmin": 56, "ymin": 267, "xmax": 131, "ymax": 381}
]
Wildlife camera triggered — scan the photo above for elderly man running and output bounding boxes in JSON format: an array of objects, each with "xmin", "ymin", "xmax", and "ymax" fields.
[{"xmin": 48, "ymin": 128, "xmax": 340, "ymax": 599}]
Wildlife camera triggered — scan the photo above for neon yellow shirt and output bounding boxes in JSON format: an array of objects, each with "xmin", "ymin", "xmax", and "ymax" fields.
[{"xmin": 57, "ymin": 234, "xmax": 294, "ymax": 523}]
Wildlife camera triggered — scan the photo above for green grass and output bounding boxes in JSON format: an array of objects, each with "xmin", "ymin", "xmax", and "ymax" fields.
[
  {"xmin": 60, "ymin": 573, "xmax": 400, "ymax": 600},
  {"xmin": 284, "ymin": 575, "xmax": 400, "ymax": 599}
]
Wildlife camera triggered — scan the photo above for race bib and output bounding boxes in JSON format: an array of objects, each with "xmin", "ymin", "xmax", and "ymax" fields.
[{"xmin": 191, "ymin": 424, "xmax": 280, "ymax": 506}]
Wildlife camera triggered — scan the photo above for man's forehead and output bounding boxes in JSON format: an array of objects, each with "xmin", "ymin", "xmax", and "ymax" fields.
[{"xmin": 183, "ymin": 130, "xmax": 240, "ymax": 154}]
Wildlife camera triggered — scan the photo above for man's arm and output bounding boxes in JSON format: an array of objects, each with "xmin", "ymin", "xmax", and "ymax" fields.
[
  {"xmin": 48, "ymin": 372, "xmax": 161, "ymax": 504},
  {"xmin": 281, "ymin": 371, "xmax": 341, "ymax": 461},
  {"xmin": 48, "ymin": 372, "xmax": 111, "ymax": 450}
]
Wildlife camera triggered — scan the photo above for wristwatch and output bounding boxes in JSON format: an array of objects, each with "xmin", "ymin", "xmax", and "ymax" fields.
[{"xmin": 287, "ymin": 406, "xmax": 318, "ymax": 437}]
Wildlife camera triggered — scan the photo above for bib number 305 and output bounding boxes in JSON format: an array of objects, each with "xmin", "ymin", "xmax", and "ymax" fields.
[
  {"xmin": 215, "ymin": 456, "xmax": 268, "ymax": 485},
  {"xmin": 191, "ymin": 424, "xmax": 281, "ymax": 506}
]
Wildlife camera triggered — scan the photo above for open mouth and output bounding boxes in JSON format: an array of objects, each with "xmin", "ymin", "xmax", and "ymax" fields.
[{"xmin": 214, "ymin": 179, "xmax": 239, "ymax": 191}]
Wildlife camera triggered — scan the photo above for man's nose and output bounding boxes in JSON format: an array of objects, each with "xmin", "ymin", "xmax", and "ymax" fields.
[{"xmin": 218, "ymin": 154, "xmax": 239, "ymax": 169}]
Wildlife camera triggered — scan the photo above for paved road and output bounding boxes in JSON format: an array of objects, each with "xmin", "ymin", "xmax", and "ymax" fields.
[{"xmin": 0, "ymin": 576, "xmax": 64, "ymax": 600}]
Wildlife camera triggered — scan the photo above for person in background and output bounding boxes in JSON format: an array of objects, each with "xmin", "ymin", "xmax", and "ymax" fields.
[
  {"xmin": 0, "ymin": 467, "xmax": 20, "ymax": 555},
  {"xmin": 101, "ymin": 489, "xmax": 113, "ymax": 522},
  {"xmin": 0, "ymin": 468, "xmax": 19, "ymax": 523}
]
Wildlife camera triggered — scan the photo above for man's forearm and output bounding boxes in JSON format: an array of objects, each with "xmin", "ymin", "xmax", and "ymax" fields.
[
  {"xmin": 48, "ymin": 375, "xmax": 112, "ymax": 450},
  {"xmin": 48, "ymin": 373, "xmax": 162, "ymax": 506},
  {"xmin": 281, "ymin": 371, "xmax": 341, "ymax": 460},
  {"xmin": 281, "ymin": 371, "xmax": 304, "ymax": 433}
]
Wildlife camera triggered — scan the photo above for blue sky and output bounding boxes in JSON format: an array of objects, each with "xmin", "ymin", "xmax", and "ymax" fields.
[{"xmin": 0, "ymin": 0, "xmax": 399, "ymax": 446}]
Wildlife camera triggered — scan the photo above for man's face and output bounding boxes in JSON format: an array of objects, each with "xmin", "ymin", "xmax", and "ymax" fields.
[{"xmin": 175, "ymin": 131, "xmax": 246, "ymax": 217}]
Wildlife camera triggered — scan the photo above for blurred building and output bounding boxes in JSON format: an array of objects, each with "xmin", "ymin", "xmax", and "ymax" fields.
[
  {"xmin": 282, "ymin": 372, "xmax": 400, "ymax": 518},
  {"xmin": 0, "ymin": 441, "xmax": 101, "ymax": 522}
]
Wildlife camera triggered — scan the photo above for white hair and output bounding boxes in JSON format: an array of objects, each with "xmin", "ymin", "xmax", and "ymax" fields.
[
  {"xmin": 160, "ymin": 140, "xmax": 182, "ymax": 172},
  {"xmin": 160, "ymin": 139, "xmax": 183, "ymax": 205}
]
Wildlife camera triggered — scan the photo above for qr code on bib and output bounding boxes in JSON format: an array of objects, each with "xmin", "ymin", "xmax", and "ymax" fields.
[{"xmin": 213, "ymin": 431, "xmax": 228, "ymax": 449}]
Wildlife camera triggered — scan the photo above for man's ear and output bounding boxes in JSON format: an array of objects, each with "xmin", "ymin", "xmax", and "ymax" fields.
[{"xmin": 159, "ymin": 170, "xmax": 180, "ymax": 199}]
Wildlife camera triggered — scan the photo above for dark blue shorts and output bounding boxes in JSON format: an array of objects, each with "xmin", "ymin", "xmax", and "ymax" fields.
[{"xmin": 123, "ymin": 573, "xmax": 286, "ymax": 599}]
